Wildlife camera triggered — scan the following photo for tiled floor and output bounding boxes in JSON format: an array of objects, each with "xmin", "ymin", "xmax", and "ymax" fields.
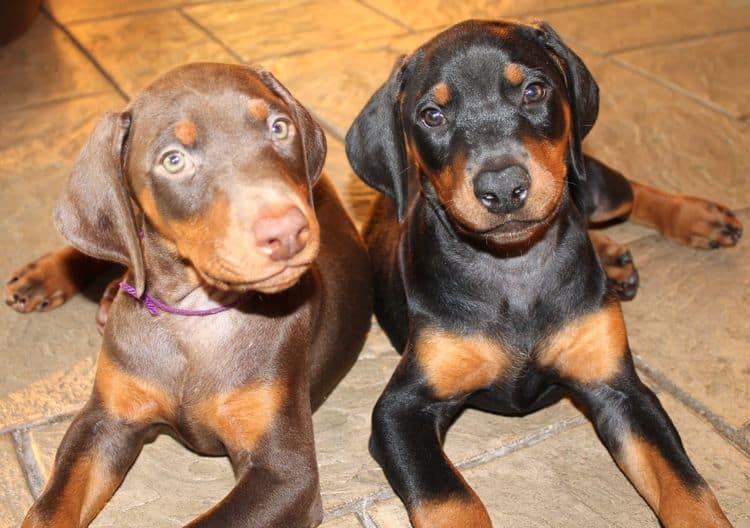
[{"xmin": 0, "ymin": 1, "xmax": 748, "ymax": 526}]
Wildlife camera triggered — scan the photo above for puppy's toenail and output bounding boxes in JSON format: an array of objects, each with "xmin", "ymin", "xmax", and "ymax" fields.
[{"xmin": 7, "ymin": 276, "xmax": 19, "ymax": 285}]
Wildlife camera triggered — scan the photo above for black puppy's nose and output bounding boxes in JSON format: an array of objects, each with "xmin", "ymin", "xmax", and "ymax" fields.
[{"xmin": 473, "ymin": 166, "xmax": 530, "ymax": 214}]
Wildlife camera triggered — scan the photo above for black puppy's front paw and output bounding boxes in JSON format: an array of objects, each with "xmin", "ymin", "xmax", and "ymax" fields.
[{"xmin": 604, "ymin": 249, "xmax": 639, "ymax": 300}]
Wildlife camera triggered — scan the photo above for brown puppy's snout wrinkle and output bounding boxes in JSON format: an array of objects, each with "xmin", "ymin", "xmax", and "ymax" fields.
[
  {"xmin": 473, "ymin": 165, "xmax": 530, "ymax": 214},
  {"xmin": 253, "ymin": 205, "xmax": 310, "ymax": 261}
]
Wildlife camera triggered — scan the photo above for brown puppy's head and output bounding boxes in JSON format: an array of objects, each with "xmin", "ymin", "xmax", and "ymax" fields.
[
  {"xmin": 346, "ymin": 19, "xmax": 598, "ymax": 246},
  {"xmin": 55, "ymin": 63, "xmax": 326, "ymax": 295}
]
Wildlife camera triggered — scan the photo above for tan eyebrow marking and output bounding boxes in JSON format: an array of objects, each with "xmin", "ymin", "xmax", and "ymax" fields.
[
  {"xmin": 432, "ymin": 82, "xmax": 451, "ymax": 105},
  {"xmin": 174, "ymin": 120, "xmax": 197, "ymax": 147},
  {"xmin": 504, "ymin": 63, "xmax": 525, "ymax": 86},
  {"xmin": 247, "ymin": 99, "xmax": 270, "ymax": 121}
]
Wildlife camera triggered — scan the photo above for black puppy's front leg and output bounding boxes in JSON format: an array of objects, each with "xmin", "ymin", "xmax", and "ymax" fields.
[
  {"xmin": 372, "ymin": 329, "xmax": 509, "ymax": 528},
  {"xmin": 539, "ymin": 303, "xmax": 731, "ymax": 527},
  {"xmin": 186, "ymin": 378, "xmax": 322, "ymax": 528}
]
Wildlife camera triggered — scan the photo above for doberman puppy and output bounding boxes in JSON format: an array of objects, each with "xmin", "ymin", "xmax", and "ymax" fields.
[
  {"xmin": 345, "ymin": 20, "xmax": 740, "ymax": 527},
  {"xmin": 19, "ymin": 63, "xmax": 372, "ymax": 528}
]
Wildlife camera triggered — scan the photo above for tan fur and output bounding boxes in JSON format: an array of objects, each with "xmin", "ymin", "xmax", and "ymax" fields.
[
  {"xmin": 410, "ymin": 494, "xmax": 492, "ymax": 528},
  {"xmin": 416, "ymin": 328, "xmax": 509, "ymax": 399},
  {"xmin": 503, "ymin": 63, "xmax": 524, "ymax": 86},
  {"xmin": 432, "ymin": 82, "xmax": 451, "ymax": 105},
  {"xmin": 247, "ymin": 98, "xmax": 270, "ymax": 122},
  {"xmin": 96, "ymin": 353, "xmax": 175, "ymax": 423},
  {"xmin": 197, "ymin": 380, "xmax": 286, "ymax": 449},
  {"xmin": 538, "ymin": 303, "xmax": 628, "ymax": 383},
  {"xmin": 617, "ymin": 435, "xmax": 731, "ymax": 527},
  {"xmin": 174, "ymin": 119, "xmax": 197, "ymax": 147}
]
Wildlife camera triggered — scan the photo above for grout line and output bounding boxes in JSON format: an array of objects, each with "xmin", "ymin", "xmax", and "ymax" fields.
[
  {"xmin": 605, "ymin": 25, "xmax": 750, "ymax": 56},
  {"xmin": 177, "ymin": 8, "xmax": 245, "ymax": 64},
  {"xmin": 12, "ymin": 429, "xmax": 46, "ymax": 499},
  {"xmin": 605, "ymin": 56, "xmax": 739, "ymax": 121},
  {"xmin": 632, "ymin": 353, "xmax": 750, "ymax": 458},
  {"xmin": 0, "ymin": 411, "xmax": 77, "ymax": 436},
  {"xmin": 58, "ymin": 0, "xmax": 247, "ymax": 26},
  {"xmin": 321, "ymin": 416, "xmax": 581, "ymax": 521},
  {"xmin": 0, "ymin": 91, "xmax": 121, "ymax": 117},
  {"xmin": 457, "ymin": 414, "xmax": 587, "ymax": 469},
  {"xmin": 354, "ymin": 0, "xmax": 414, "ymax": 33},
  {"xmin": 40, "ymin": 9, "xmax": 131, "ymax": 101}
]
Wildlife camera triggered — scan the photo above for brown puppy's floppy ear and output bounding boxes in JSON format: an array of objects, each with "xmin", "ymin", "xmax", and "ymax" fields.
[
  {"xmin": 345, "ymin": 55, "xmax": 412, "ymax": 222},
  {"xmin": 255, "ymin": 67, "xmax": 327, "ymax": 195},
  {"xmin": 54, "ymin": 111, "xmax": 146, "ymax": 296},
  {"xmin": 532, "ymin": 21, "xmax": 599, "ymax": 189}
]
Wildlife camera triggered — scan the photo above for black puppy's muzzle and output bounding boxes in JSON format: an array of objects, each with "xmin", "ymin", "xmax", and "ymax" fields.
[{"xmin": 473, "ymin": 165, "xmax": 530, "ymax": 214}]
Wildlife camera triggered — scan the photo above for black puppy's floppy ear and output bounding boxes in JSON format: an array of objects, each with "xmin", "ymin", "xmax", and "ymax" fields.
[
  {"xmin": 255, "ymin": 67, "xmax": 327, "ymax": 196},
  {"xmin": 54, "ymin": 111, "xmax": 146, "ymax": 296},
  {"xmin": 346, "ymin": 56, "xmax": 411, "ymax": 222},
  {"xmin": 533, "ymin": 21, "xmax": 599, "ymax": 187}
]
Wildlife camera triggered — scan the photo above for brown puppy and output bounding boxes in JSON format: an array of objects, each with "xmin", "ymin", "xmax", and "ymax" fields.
[{"xmin": 20, "ymin": 63, "xmax": 372, "ymax": 528}]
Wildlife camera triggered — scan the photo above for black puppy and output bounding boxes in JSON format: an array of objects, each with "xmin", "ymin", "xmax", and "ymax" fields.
[{"xmin": 346, "ymin": 19, "xmax": 737, "ymax": 527}]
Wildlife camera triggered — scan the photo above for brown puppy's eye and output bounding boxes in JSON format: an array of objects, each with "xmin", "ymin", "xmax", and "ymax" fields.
[
  {"xmin": 271, "ymin": 118, "xmax": 290, "ymax": 140},
  {"xmin": 523, "ymin": 83, "xmax": 547, "ymax": 104},
  {"xmin": 162, "ymin": 151, "xmax": 186, "ymax": 173},
  {"xmin": 421, "ymin": 108, "xmax": 446, "ymax": 127}
]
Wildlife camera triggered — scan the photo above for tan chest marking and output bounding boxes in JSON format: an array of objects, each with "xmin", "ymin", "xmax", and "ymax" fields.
[
  {"xmin": 618, "ymin": 435, "xmax": 730, "ymax": 527},
  {"xmin": 416, "ymin": 329, "xmax": 509, "ymax": 399},
  {"xmin": 96, "ymin": 353, "xmax": 175, "ymax": 423},
  {"xmin": 196, "ymin": 380, "xmax": 286, "ymax": 450},
  {"xmin": 410, "ymin": 494, "xmax": 492, "ymax": 528},
  {"xmin": 538, "ymin": 303, "xmax": 628, "ymax": 383}
]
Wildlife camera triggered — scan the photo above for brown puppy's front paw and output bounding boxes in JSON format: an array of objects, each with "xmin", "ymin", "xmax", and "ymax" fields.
[
  {"xmin": 671, "ymin": 198, "xmax": 742, "ymax": 249},
  {"xmin": 4, "ymin": 254, "xmax": 77, "ymax": 313}
]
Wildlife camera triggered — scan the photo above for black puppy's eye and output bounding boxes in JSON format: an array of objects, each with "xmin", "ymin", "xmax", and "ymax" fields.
[
  {"xmin": 421, "ymin": 108, "xmax": 446, "ymax": 127},
  {"xmin": 270, "ymin": 118, "xmax": 291, "ymax": 140},
  {"xmin": 522, "ymin": 83, "xmax": 547, "ymax": 104}
]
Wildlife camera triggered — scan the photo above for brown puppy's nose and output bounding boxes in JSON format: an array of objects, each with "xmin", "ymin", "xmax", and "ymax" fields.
[{"xmin": 253, "ymin": 206, "xmax": 310, "ymax": 261}]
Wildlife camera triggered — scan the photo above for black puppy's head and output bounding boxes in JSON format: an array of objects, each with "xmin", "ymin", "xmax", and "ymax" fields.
[{"xmin": 346, "ymin": 19, "xmax": 598, "ymax": 245}]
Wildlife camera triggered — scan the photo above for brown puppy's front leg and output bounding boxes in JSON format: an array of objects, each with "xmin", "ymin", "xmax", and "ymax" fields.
[
  {"xmin": 539, "ymin": 303, "xmax": 731, "ymax": 527},
  {"xmin": 22, "ymin": 402, "xmax": 150, "ymax": 527},
  {"xmin": 187, "ymin": 379, "xmax": 323, "ymax": 528}
]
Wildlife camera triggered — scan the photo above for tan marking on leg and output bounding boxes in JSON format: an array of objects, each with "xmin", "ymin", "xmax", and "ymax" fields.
[
  {"xmin": 431, "ymin": 82, "xmax": 451, "ymax": 105},
  {"xmin": 588, "ymin": 198, "xmax": 633, "ymax": 224},
  {"xmin": 504, "ymin": 63, "xmax": 524, "ymax": 86},
  {"xmin": 174, "ymin": 119, "xmax": 197, "ymax": 147},
  {"xmin": 26, "ymin": 455, "xmax": 118, "ymax": 528},
  {"xmin": 618, "ymin": 435, "xmax": 731, "ymax": 527},
  {"xmin": 197, "ymin": 380, "xmax": 286, "ymax": 450},
  {"xmin": 247, "ymin": 98, "xmax": 270, "ymax": 122},
  {"xmin": 96, "ymin": 353, "xmax": 174, "ymax": 423},
  {"xmin": 410, "ymin": 494, "xmax": 492, "ymax": 528},
  {"xmin": 416, "ymin": 329, "xmax": 509, "ymax": 399},
  {"xmin": 538, "ymin": 303, "xmax": 628, "ymax": 383}
]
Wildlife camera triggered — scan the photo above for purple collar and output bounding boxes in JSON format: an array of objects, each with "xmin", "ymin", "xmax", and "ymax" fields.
[{"xmin": 119, "ymin": 281, "xmax": 244, "ymax": 316}]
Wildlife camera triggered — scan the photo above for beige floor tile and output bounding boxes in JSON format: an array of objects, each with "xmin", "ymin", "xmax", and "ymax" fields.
[
  {"xmin": 369, "ymin": 394, "xmax": 750, "ymax": 527},
  {"xmin": 0, "ymin": 15, "xmax": 111, "ymax": 113},
  {"xmin": 184, "ymin": 0, "xmax": 408, "ymax": 63},
  {"xmin": 0, "ymin": 93, "xmax": 125, "ymax": 430},
  {"xmin": 68, "ymin": 10, "xmax": 236, "ymax": 97},
  {"xmin": 621, "ymin": 209, "xmax": 750, "ymax": 429},
  {"xmin": 44, "ymin": 0, "xmax": 186, "ymax": 24},
  {"xmin": 363, "ymin": 0, "xmax": 612, "ymax": 32},
  {"xmin": 0, "ymin": 434, "xmax": 33, "ymax": 527},
  {"xmin": 615, "ymin": 30, "xmax": 750, "ymax": 120},
  {"xmin": 544, "ymin": 0, "xmax": 750, "ymax": 54},
  {"xmin": 263, "ymin": 32, "xmax": 432, "ymax": 136},
  {"xmin": 321, "ymin": 515, "xmax": 362, "ymax": 527},
  {"xmin": 323, "ymin": 136, "xmax": 376, "ymax": 227},
  {"xmin": 579, "ymin": 50, "xmax": 750, "ymax": 210}
]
